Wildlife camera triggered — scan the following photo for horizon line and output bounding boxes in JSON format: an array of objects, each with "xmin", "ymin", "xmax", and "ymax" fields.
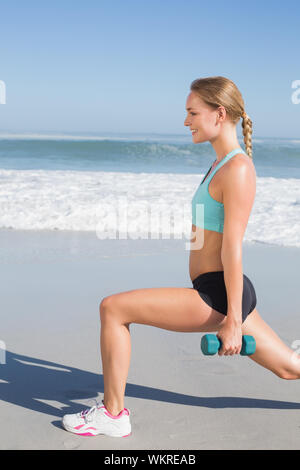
[{"xmin": 0, "ymin": 131, "xmax": 299, "ymax": 141}]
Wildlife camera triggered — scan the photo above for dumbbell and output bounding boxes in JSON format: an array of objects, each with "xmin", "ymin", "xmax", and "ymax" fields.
[{"xmin": 201, "ymin": 334, "xmax": 256, "ymax": 356}]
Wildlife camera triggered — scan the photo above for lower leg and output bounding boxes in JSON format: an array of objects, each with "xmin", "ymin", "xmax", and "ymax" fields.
[
  {"xmin": 242, "ymin": 308, "xmax": 300, "ymax": 380},
  {"xmin": 100, "ymin": 314, "xmax": 131, "ymax": 416}
]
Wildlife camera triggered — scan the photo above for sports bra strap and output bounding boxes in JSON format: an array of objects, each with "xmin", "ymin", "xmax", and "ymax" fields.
[{"xmin": 205, "ymin": 148, "xmax": 246, "ymax": 184}]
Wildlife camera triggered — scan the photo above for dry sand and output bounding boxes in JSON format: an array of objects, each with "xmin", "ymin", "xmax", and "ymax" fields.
[{"xmin": 1, "ymin": 229, "xmax": 300, "ymax": 450}]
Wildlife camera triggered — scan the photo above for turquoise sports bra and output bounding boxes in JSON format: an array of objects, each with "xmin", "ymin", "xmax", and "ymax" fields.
[{"xmin": 192, "ymin": 148, "xmax": 247, "ymax": 233}]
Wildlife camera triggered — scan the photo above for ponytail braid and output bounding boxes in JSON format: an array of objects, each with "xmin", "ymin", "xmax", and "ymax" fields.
[{"xmin": 241, "ymin": 111, "xmax": 253, "ymax": 159}]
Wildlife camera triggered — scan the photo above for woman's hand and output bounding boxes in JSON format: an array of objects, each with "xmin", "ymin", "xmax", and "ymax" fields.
[{"xmin": 217, "ymin": 318, "xmax": 242, "ymax": 356}]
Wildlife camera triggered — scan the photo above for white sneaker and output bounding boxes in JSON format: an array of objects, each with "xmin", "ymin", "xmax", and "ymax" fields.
[{"xmin": 62, "ymin": 399, "xmax": 132, "ymax": 437}]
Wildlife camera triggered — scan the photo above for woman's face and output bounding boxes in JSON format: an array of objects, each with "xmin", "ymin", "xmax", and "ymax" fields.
[{"xmin": 184, "ymin": 91, "xmax": 221, "ymax": 143}]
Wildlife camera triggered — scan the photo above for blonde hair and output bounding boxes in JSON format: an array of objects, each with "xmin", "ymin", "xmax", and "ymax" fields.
[{"xmin": 190, "ymin": 76, "xmax": 253, "ymax": 159}]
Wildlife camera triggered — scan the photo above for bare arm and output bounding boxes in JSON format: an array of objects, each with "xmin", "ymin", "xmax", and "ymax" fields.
[
  {"xmin": 221, "ymin": 157, "xmax": 256, "ymax": 322},
  {"xmin": 218, "ymin": 156, "xmax": 256, "ymax": 354}
]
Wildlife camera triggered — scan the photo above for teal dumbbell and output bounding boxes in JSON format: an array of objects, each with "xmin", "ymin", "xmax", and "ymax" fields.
[{"xmin": 201, "ymin": 334, "xmax": 256, "ymax": 356}]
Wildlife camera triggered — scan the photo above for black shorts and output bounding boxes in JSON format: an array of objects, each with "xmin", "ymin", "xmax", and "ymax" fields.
[{"xmin": 192, "ymin": 271, "xmax": 257, "ymax": 323}]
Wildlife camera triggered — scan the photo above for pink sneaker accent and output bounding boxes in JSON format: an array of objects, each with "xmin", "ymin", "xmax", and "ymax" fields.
[
  {"xmin": 74, "ymin": 424, "xmax": 85, "ymax": 430},
  {"xmin": 101, "ymin": 405, "xmax": 130, "ymax": 420}
]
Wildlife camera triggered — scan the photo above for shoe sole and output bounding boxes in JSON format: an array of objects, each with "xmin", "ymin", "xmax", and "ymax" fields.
[{"xmin": 62, "ymin": 421, "xmax": 132, "ymax": 438}]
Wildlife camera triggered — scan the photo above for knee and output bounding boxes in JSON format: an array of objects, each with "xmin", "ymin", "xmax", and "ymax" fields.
[
  {"xmin": 99, "ymin": 296, "xmax": 116, "ymax": 320},
  {"xmin": 99, "ymin": 295, "xmax": 131, "ymax": 328}
]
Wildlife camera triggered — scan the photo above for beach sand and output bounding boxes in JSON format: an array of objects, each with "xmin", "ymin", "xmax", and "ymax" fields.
[{"xmin": 1, "ymin": 229, "xmax": 300, "ymax": 450}]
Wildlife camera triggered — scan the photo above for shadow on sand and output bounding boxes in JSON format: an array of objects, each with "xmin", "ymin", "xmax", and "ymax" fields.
[{"xmin": 1, "ymin": 350, "xmax": 300, "ymax": 420}]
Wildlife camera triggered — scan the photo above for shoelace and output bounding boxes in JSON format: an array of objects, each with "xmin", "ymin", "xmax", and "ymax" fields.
[{"xmin": 79, "ymin": 399, "xmax": 103, "ymax": 422}]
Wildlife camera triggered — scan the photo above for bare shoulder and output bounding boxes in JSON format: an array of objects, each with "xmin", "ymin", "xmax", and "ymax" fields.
[
  {"xmin": 227, "ymin": 152, "xmax": 255, "ymax": 169},
  {"xmin": 223, "ymin": 152, "xmax": 256, "ymax": 183},
  {"xmin": 221, "ymin": 152, "xmax": 256, "ymax": 203},
  {"xmin": 221, "ymin": 154, "xmax": 256, "ymax": 244}
]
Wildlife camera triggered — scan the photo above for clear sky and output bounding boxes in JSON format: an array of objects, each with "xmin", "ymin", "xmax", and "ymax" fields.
[{"xmin": 0, "ymin": 0, "xmax": 299, "ymax": 138}]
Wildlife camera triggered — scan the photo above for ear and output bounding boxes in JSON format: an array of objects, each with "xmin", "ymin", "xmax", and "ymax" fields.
[{"xmin": 216, "ymin": 105, "xmax": 226, "ymax": 122}]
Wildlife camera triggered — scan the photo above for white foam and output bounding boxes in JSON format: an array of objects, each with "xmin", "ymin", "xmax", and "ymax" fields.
[{"xmin": 0, "ymin": 169, "xmax": 299, "ymax": 248}]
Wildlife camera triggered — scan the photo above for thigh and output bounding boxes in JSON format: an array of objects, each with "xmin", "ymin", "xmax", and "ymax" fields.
[{"xmin": 101, "ymin": 287, "xmax": 227, "ymax": 333}]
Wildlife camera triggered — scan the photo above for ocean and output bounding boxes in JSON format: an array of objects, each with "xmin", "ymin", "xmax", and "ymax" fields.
[{"xmin": 0, "ymin": 132, "xmax": 299, "ymax": 248}]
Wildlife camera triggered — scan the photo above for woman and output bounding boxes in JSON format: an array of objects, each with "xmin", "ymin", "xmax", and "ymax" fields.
[{"xmin": 62, "ymin": 76, "xmax": 300, "ymax": 438}]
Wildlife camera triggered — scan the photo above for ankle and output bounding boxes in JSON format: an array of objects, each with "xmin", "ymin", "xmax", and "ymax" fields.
[{"xmin": 103, "ymin": 400, "xmax": 124, "ymax": 416}]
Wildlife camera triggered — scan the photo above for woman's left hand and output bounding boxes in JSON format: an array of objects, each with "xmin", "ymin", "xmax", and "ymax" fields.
[{"xmin": 217, "ymin": 318, "xmax": 242, "ymax": 356}]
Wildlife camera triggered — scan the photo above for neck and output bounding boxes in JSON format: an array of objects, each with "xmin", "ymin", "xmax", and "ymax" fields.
[{"xmin": 209, "ymin": 131, "xmax": 241, "ymax": 162}]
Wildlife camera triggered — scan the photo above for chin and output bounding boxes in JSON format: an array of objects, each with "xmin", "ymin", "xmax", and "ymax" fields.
[{"xmin": 193, "ymin": 134, "xmax": 209, "ymax": 144}]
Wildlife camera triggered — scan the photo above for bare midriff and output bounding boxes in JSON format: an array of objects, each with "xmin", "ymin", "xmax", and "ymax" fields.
[{"xmin": 189, "ymin": 227, "xmax": 224, "ymax": 282}]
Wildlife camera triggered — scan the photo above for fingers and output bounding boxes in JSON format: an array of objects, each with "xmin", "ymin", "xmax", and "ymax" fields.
[
  {"xmin": 216, "ymin": 334, "xmax": 242, "ymax": 356},
  {"xmin": 218, "ymin": 344, "xmax": 242, "ymax": 356}
]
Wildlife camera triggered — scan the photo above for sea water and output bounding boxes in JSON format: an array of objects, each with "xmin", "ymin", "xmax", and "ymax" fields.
[{"xmin": 0, "ymin": 132, "xmax": 299, "ymax": 248}]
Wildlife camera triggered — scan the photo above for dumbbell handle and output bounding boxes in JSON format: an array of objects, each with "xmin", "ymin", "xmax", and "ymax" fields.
[{"xmin": 201, "ymin": 334, "xmax": 256, "ymax": 356}]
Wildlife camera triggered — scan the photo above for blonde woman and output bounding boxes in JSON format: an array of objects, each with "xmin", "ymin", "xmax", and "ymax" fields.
[{"xmin": 62, "ymin": 76, "xmax": 300, "ymax": 438}]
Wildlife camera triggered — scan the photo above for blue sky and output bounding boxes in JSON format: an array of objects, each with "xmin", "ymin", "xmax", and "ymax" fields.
[{"xmin": 0, "ymin": 0, "xmax": 299, "ymax": 138}]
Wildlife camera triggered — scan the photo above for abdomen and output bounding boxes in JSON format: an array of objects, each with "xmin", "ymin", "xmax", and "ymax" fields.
[{"xmin": 189, "ymin": 225, "xmax": 223, "ymax": 281}]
